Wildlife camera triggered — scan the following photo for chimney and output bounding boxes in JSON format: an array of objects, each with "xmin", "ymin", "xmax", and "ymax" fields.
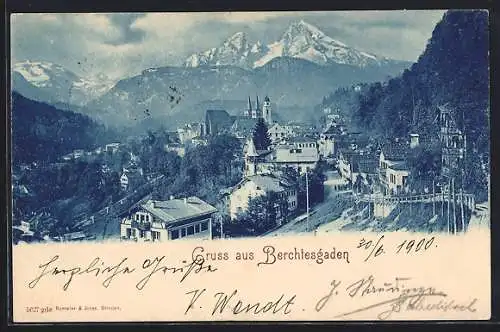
[{"xmin": 410, "ymin": 134, "xmax": 420, "ymax": 148}]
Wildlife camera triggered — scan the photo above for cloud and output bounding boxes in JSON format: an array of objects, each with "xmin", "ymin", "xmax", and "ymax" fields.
[{"xmin": 10, "ymin": 11, "xmax": 447, "ymax": 79}]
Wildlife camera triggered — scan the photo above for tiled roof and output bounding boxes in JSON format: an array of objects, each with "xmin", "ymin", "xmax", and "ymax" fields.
[
  {"xmin": 286, "ymin": 136, "xmax": 317, "ymax": 143},
  {"xmin": 231, "ymin": 117, "xmax": 258, "ymax": 132},
  {"xmin": 205, "ymin": 109, "xmax": 234, "ymax": 134},
  {"xmin": 381, "ymin": 141, "xmax": 408, "ymax": 161},
  {"xmin": 357, "ymin": 159, "xmax": 379, "ymax": 174},
  {"xmin": 389, "ymin": 161, "xmax": 409, "ymax": 171},
  {"xmin": 323, "ymin": 125, "xmax": 343, "ymax": 135},
  {"xmin": 268, "ymin": 147, "xmax": 319, "ymax": 163},
  {"xmin": 234, "ymin": 174, "xmax": 294, "ymax": 194},
  {"xmin": 141, "ymin": 197, "xmax": 217, "ymax": 224}
]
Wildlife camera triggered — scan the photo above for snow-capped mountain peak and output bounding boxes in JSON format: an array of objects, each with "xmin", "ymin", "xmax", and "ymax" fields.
[
  {"xmin": 184, "ymin": 31, "xmax": 268, "ymax": 68},
  {"xmin": 185, "ymin": 20, "xmax": 393, "ymax": 69},
  {"xmin": 13, "ymin": 61, "xmax": 76, "ymax": 88},
  {"xmin": 12, "ymin": 60, "xmax": 116, "ymax": 106},
  {"xmin": 225, "ymin": 31, "xmax": 248, "ymax": 50}
]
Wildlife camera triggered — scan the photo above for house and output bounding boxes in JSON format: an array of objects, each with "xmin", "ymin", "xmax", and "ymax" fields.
[
  {"xmin": 62, "ymin": 231, "xmax": 87, "ymax": 242},
  {"xmin": 243, "ymin": 136, "xmax": 320, "ymax": 177},
  {"xmin": 268, "ymin": 123, "xmax": 295, "ymax": 143},
  {"xmin": 270, "ymin": 136, "xmax": 319, "ymax": 174},
  {"xmin": 101, "ymin": 164, "xmax": 111, "ymax": 174},
  {"xmin": 73, "ymin": 149, "xmax": 84, "ymax": 159},
  {"xmin": 120, "ymin": 163, "xmax": 144, "ymax": 191},
  {"xmin": 165, "ymin": 143, "xmax": 186, "ymax": 157},
  {"xmin": 105, "ymin": 143, "xmax": 121, "ymax": 154},
  {"xmin": 318, "ymin": 123, "xmax": 343, "ymax": 157},
  {"xmin": 12, "ymin": 221, "xmax": 34, "ymax": 243},
  {"xmin": 177, "ymin": 123, "xmax": 204, "ymax": 144},
  {"xmin": 378, "ymin": 141, "xmax": 410, "ymax": 195},
  {"xmin": 229, "ymin": 174, "xmax": 297, "ymax": 225},
  {"xmin": 120, "ymin": 197, "xmax": 217, "ymax": 242},
  {"xmin": 190, "ymin": 136, "xmax": 208, "ymax": 147}
]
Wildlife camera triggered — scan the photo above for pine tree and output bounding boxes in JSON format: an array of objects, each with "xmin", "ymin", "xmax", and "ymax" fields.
[{"xmin": 252, "ymin": 117, "xmax": 272, "ymax": 150}]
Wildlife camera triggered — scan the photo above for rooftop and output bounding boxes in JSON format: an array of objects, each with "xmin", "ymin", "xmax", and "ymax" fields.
[
  {"xmin": 231, "ymin": 117, "xmax": 258, "ymax": 132},
  {"xmin": 235, "ymin": 174, "xmax": 294, "ymax": 193},
  {"xmin": 286, "ymin": 136, "xmax": 317, "ymax": 143},
  {"xmin": 141, "ymin": 197, "xmax": 217, "ymax": 224},
  {"xmin": 269, "ymin": 146, "xmax": 319, "ymax": 163},
  {"xmin": 381, "ymin": 141, "xmax": 409, "ymax": 161}
]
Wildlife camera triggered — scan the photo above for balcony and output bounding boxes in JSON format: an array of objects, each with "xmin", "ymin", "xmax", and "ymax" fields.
[{"xmin": 131, "ymin": 221, "xmax": 151, "ymax": 231}]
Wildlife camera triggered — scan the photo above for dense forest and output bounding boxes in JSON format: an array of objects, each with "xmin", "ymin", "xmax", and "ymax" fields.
[
  {"xmin": 11, "ymin": 91, "xmax": 120, "ymax": 165},
  {"xmin": 317, "ymin": 10, "xmax": 489, "ymax": 200}
]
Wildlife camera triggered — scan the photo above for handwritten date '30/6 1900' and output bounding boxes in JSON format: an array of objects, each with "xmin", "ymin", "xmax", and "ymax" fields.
[{"xmin": 357, "ymin": 236, "xmax": 437, "ymax": 262}]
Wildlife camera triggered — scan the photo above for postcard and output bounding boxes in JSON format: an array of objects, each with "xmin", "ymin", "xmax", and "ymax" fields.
[{"xmin": 9, "ymin": 10, "xmax": 490, "ymax": 323}]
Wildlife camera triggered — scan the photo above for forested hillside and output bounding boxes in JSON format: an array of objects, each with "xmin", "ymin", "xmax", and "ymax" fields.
[
  {"xmin": 317, "ymin": 10, "xmax": 489, "ymax": 200},
  {"xmin": 11, "ymin": 91, "xmax": 119, "ymax": 165}
]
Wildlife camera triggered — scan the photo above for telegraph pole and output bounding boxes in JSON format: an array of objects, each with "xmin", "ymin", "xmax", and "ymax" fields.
[
  {"xmin": 306, "ymin": 170, "xmax": 310, "ymax": 232},
  {"xmin": 432, "ymin": 179, "xmax": 436, "ymax": 216},
  {"xmin": 452, "ymin": 177, "xmax": 457, "ymax": 234},
  {"xmin": 220, "ymin": 215, "xmax": 224, "ymax": 239}
]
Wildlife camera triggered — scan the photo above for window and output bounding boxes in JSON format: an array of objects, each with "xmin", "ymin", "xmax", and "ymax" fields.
[
  {"xmin": 135, "ymin": 214, "xmax": 139, "ymax": 221},
  {"xmin": 140, "ymin": 230, "xmax": 145, "ymax": 238},
  {"xmin": 146, "ymin": 215, "xmax": 150, "ymax": 222},
  {"xmin": 171, "ymin": 229, "xmax": 179, "ymax": 240},
  {"xmin": 187, "ymin": 226, "xmax": 194, "ymax": 235},
  {"xmin": 140, "ymin": 215, "xmax": 145, "ymax": 222},
  {"xmin": 195, "ymin": 224, "xmax": 201, "ymax": 233},
  {"xmin": 201, "ymin": 222, "xmax": 208, "ymax": 231},
  {"xmin": 181, "ymin": 228, "xmax": 187, "ymax": 237},
  {"xmin": 126, "ymin": 228, "xmax": 131, "ymax": 238}
]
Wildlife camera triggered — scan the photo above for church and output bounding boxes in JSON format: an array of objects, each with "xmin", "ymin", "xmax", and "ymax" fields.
[
  {"xmin": 245, "ymin": 95, "xmax": 273, "ymax": 125},
  {"xmin": 204, "ymin": 95, "xmax": 274, "ymax": 139}
]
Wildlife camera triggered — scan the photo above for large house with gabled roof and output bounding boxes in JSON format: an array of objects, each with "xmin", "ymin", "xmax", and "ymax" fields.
[
  {"xmin": 228, "ymin": 173, "xmax": 297, "ymax": 224},
  {"xmin": 120, "ymin": 196, "xmax": 217, "ymax": 242},
  {"xmin": 378, "ymin": 139, "xmax": 412, "ymax": 195}
]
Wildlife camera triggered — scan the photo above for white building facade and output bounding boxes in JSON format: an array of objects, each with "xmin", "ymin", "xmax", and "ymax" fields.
[
  {"xmin": 229, "ymin": 174, "xmax": 297, "ymax": 222},
  {"xmin": 120, "ymin": 197, "xmax": 217, "ymax": 242}
]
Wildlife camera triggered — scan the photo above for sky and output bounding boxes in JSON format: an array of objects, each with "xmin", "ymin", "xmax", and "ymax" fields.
[{"xmin": 11, "ymin": 10, "xmax": 447, "ymax": 80}]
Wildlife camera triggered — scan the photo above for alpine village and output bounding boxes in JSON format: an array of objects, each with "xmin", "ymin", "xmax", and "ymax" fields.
[{"xmin": 12, "ymin": 11, "xmax": 489, "ymax": 244}]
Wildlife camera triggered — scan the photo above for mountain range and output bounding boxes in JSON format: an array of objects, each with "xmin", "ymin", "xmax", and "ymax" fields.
[
  {"xmin": 12, "ymin": 61, "xmax": 116, "ymax": 107},
  {"xmin": 185, "ymin": 20, "xmax": 400, "ymax": 69},
  {"xmin": 11, "ymin": 20, "xmax": 411, "ymax": 130}
]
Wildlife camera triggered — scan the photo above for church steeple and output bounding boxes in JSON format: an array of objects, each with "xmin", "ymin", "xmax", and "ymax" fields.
[
  {"xmin": 247, "ymin": 96, "xmax": 252, "ymax": 117},
  {"xmin": 255, "ymin": 95, "xmax": 260, "ymax": 112},
  {"xmin": 244, "ymin": 138, "xmax": 259, "ymax": 176},
  {"xmin": 263, "ymin": 95, "xmax": 272, "ymax": 124}
]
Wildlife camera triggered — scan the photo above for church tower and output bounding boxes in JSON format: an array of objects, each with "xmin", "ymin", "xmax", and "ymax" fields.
[
  {"xmin": 251, "ymin": 96, "xmax": 259, "ymax": 119},
  {"xmin": 263, "ymin": 96, "xmax": 272, "ymax": 124},
  {"xmin": 253, "ymin": 95, "xmax": 260, "ymax": 119},
  {"xmin": 244, "ymin": 138, "xmax": 259, "ymax": 177},
  {"xmin": 247, "ymin": 96, "xmax": 253, "ymax": 117}
]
